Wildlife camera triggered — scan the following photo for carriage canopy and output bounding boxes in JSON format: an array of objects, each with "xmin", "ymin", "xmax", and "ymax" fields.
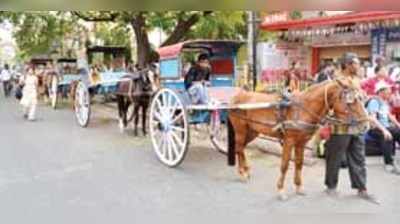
[
  {"xmin": 30, "ymin": 58, "xmax": 52, "ymax": 65},
  {"xmin": 157, "ymin": 40, "xmax": 243, "ymax": 60}
]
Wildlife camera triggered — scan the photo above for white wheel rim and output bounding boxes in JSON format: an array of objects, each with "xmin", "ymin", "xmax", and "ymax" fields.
[
  {"xmin": 74, "ymin": 82, "xmax": 90, "ymax": 126},
  {"xmin": 51, "ymin": 76, "xmax": 58, "ymax": 108},
  {"xmin": 210, "ymin": 111, "xmax": 228, "ymax": 154},
  {"xmin": 149, "ymin": 89, "xmax": 189, "ymax": 167}
]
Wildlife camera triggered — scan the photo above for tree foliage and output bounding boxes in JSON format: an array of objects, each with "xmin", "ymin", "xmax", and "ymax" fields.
[
  {"xmin": 1, "ymin": 11, "xmax": 248, "ymax": 66},
  {"xmin": 1, "ymin": 12, "xmax": 81, "ymax": 60}
]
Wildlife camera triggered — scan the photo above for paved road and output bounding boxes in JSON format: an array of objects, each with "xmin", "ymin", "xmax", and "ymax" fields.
[{"xmin": 0, "ymin": 92, "xmax": 399, "ymax": 223}]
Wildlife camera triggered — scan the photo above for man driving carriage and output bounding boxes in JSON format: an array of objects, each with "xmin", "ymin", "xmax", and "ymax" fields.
[{"xmin": 184, "ymin": 53, "xmax": 211, "ymax": 105}]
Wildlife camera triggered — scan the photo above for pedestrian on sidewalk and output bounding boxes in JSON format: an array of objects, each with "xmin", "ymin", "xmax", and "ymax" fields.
[
  {"xmin": 20, "ymin": 67, "xmax": 38, "ymax": 121},
  {"xmin": 1, "ymin": 64, "xmax": 12, "ymax": 97}
]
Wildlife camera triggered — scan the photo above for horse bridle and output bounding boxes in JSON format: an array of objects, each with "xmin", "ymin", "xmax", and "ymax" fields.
[
  {"xmin": 321, "ymin": 80, "xmax": 369, "ymax": 126},
  {"xmin": 282, "ymin": 79, "xmax": 368, "ymax": 132}
]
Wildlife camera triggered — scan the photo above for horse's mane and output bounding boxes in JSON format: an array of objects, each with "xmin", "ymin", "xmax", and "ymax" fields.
[{"xmin": 297, "ymin": 80, "xmax": 333, "ymax": 99}]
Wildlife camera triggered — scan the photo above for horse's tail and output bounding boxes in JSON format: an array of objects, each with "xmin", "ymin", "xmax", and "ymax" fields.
[{"xmin": 227, "ymin": 117, "xmax": 236, "ymax": 166}]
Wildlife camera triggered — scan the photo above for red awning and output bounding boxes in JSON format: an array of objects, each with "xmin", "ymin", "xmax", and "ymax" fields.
[
  {"xmin": 156, "ymin": 42, "xmax": 185, "ymax": 60},
  {"xmin": 261, "ymin": 11, "xmax": 400, "ymax": 31},
  {"xmin": 157, "ymin": 40, "xmax": 243, "ymax": 60}
]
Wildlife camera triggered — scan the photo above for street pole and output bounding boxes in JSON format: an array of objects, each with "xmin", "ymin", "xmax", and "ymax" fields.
[
  {"xmin": 252, "ymin": 11, "xmax": 258, "ymax": 91},
  {"xmin": 247, "ymin": 11, "xmax": 258, "ymax": 91},
  {"xmin": 247, "ymin": 11, "xmax": 253, "ymax": 88}
]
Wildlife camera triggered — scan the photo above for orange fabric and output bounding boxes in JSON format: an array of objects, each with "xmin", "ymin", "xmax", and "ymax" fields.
[{"xmin": 311, "ymin": 48, "xmax": 320, "ymax": 75}]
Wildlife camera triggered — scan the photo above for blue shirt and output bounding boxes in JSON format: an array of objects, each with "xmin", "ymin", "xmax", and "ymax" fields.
[{"xmin": 367, "ymin": 98, "xmax": 391, "ymax": 128}]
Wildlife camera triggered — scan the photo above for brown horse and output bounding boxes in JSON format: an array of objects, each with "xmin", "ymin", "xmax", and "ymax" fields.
[{"xmin": 227, "ymin": 78, "xmax": 369, "ymax": 200}]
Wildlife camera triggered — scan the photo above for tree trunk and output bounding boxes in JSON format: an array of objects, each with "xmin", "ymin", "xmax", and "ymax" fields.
[
  {"xmin": 161, "ymin": 12, "xmax": 212, "ymax": 47},
  {"xmin": 130, "ymin": 13, "xmax": 151, "ymax": 69}
]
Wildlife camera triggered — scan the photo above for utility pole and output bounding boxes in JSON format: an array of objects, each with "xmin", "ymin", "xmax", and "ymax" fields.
[{"xmin": 247, "ymin": 11, "xmax": 259, "ymax": 91}]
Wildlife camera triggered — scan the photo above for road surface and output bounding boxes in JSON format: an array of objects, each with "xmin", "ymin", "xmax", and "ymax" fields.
[{"xmin": 0, "ymin": 92, "xmax": 399, "ymax": 223}]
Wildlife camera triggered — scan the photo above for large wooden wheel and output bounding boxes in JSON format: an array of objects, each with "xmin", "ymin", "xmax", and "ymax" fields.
[
  {"xmin": 209, "ymin": 110, "xmax": 228, "ymax": 155},
  {"xmin": 49, "ymin": 75, "xmax": 58, "ymax": 109},
  {"xmin": 74, "ymin": 81, "xmax": 91, "ymax": 127},
  {"xmin": 149, "ymin": 88, "xmax": 189, "ymax": 167}
]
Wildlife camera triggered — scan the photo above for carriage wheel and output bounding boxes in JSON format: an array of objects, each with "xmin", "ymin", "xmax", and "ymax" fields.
[
  {"xmin": 149, "ymin": 88, "xmax": 189, "ymax": 167},
  {"xmin": 50, "ymin": 76, "xmax": 58, "ymax": 109},
  {"xmin": 74, "ymin": 82, "xmax": 91, "ymax": 127},
  {"xmin": 209, "ymin": 110, "xmax": 228, "ymax": 155}
]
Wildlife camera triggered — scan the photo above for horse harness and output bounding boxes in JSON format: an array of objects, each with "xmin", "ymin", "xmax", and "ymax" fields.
[
  {"xmin": 119, "ymin": 70, "xmax": 154, "ymax": 102},
  {"xmin": 229, "ymin": 79, "xmax": 369, "ymax": 139}
]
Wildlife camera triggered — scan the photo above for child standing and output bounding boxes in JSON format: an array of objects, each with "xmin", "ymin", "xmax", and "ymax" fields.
[{"xmin": 20, "ymin": 67, "xmax": 38, "ymax": 121}]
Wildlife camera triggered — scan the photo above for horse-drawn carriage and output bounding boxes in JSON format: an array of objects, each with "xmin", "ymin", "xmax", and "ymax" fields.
[
  {"xmin": 48, "ymin": 58, "xmax": 81, "ymax": 109},
  {"xmin": 149, "ymin": 40, "xmax": 247, "ymax": 167},
  {"xmin": 73, "ymin": 45, "xmax": 131, "ymax": 127},
  {"xmin": 29, "ymin": 57, "xmax": 53, "ymax": 102}
]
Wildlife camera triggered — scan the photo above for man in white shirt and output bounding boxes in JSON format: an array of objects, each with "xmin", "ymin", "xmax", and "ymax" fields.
[{"xmin": 1, "ymin": 64, "xmax": 12, "ymax": 97}]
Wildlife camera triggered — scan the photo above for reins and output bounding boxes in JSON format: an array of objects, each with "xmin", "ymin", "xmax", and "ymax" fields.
[{"xmin": 229, "ymin": 79, "xmax": 369, "ymax": 136}]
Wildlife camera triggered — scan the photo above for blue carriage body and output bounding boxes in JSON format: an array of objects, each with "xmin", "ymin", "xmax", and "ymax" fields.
[{"xmin": 157, "ymin": 40, "xmax": 243, "ymax": 124}]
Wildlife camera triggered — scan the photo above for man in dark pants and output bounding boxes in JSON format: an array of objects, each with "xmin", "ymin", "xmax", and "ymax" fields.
[{"xmin": 324, "ymin": 52, "xmax": 378, "ymax": 204}]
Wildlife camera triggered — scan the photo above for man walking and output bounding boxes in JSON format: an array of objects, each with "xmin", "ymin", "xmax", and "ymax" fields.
[
  {"xmin": 1, "ymin": 64, "xmax": 12, "ymax": 97},
  {"xmin": 324, "ymin": 53, "xmax": 378, "ymax": 204}
]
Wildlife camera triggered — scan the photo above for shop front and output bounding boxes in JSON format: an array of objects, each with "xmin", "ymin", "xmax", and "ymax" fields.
[{"xmin": 260, "ymin": 11, "xmax": 400, "ymax": 87}]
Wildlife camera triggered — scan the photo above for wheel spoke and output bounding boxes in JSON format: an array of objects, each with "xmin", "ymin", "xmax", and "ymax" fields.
[
  {"xmin": 170, "ymin": 130, "xmax": 184, "ymax": 148},
  {"xmin": 156, "ymin": 98, "xmax": 167, "ymax": 117},
  {"xmin": 165, "ymin": 135, "xmax": 172, "ymax": 161},
  {"xmin": 160, "ymin": 133, "xmax": 167, "ymax": 157},
  {"xmin": 171, "ymin": 111, "xmax": 184, "ymax": 124},
  {"xmin": 171, "ymin": 126, "xmax": 185, "ymax": 133},
  {"xmin": 168, "ymin": 133, "xmax": 180, "ymax": 158},
  {"xmin": 153, "ymin": 111, "xmax": 163, "ymax": 122},
  {"xmin": 168, "ymin": 101, "xmax": 179, "ymax": 116}
]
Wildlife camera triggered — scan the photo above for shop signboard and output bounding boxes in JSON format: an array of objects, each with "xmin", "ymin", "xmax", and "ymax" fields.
[
  {"xmin": 371, "ymin": 28, "xmax": 387, "ymax": 65},
  {"xmin": 311, "ymin": 32, "xmax": 370, "ymax": 47},
  {"xmin": 387, "ymin": 27, "xmax": 400, "ymax": 42}
]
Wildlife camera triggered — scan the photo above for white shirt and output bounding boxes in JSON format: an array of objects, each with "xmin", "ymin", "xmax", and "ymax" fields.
[
  {"xmin": 77, "ymin": 48, "xmax": 88, "ymax": 70},
  {"xmin": 390, "ymin": 66, "xmax": 400, "ymax": 81},
  {"xmin": 1, "ymin": 69, "xmax": 11, "ymax": 81}
]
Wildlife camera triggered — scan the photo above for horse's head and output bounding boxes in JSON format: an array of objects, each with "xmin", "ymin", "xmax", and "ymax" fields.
[
  {"xmin": 139, "ymin": 69, "xmax": 160, "ymax": 93},
  {"xmin": 327, "ymin": 77, "xmax": 369, "ymax": 127},
  {"xmin": 143, "ymin": 69, "xmax": 160, "ymax": 92}
]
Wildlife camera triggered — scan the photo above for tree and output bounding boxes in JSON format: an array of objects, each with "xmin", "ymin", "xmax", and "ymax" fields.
[
  {"xmin": 186, "ymin": 11, "xmax": 247, "ymax": 40},
  {"xmin": 1, "ymin": 12, "xmax": 82, "ymax": 60},
  {"xmin": 72, "ymin": 11, "xmax": 214, "ymax": 68}
]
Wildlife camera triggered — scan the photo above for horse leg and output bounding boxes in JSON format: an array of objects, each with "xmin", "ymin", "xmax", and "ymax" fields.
[
  {"xmin": 117, "ymin": 96, "xmax": 125, "ymax": 133},
  {"xmin": 234, "ymin": 126, "xmax": 251, "ymax": 182},
  {"xmin": 294, "ymin": 142, "xmax": 306, "ymax": 196},
  {"xmin": 142, "ymin": 102, "xmax": 148, "ymax": 136},
  {"xmin": 240, "ymin": 129, "xmax": 259, "ymax": 179},
  {"xmin": 133, "ymin": 104, "xmax": 140, "ymax": 136},
  {"xmin": 277, "ymin": 139, "xmax": 294, "ymax": 201}
]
